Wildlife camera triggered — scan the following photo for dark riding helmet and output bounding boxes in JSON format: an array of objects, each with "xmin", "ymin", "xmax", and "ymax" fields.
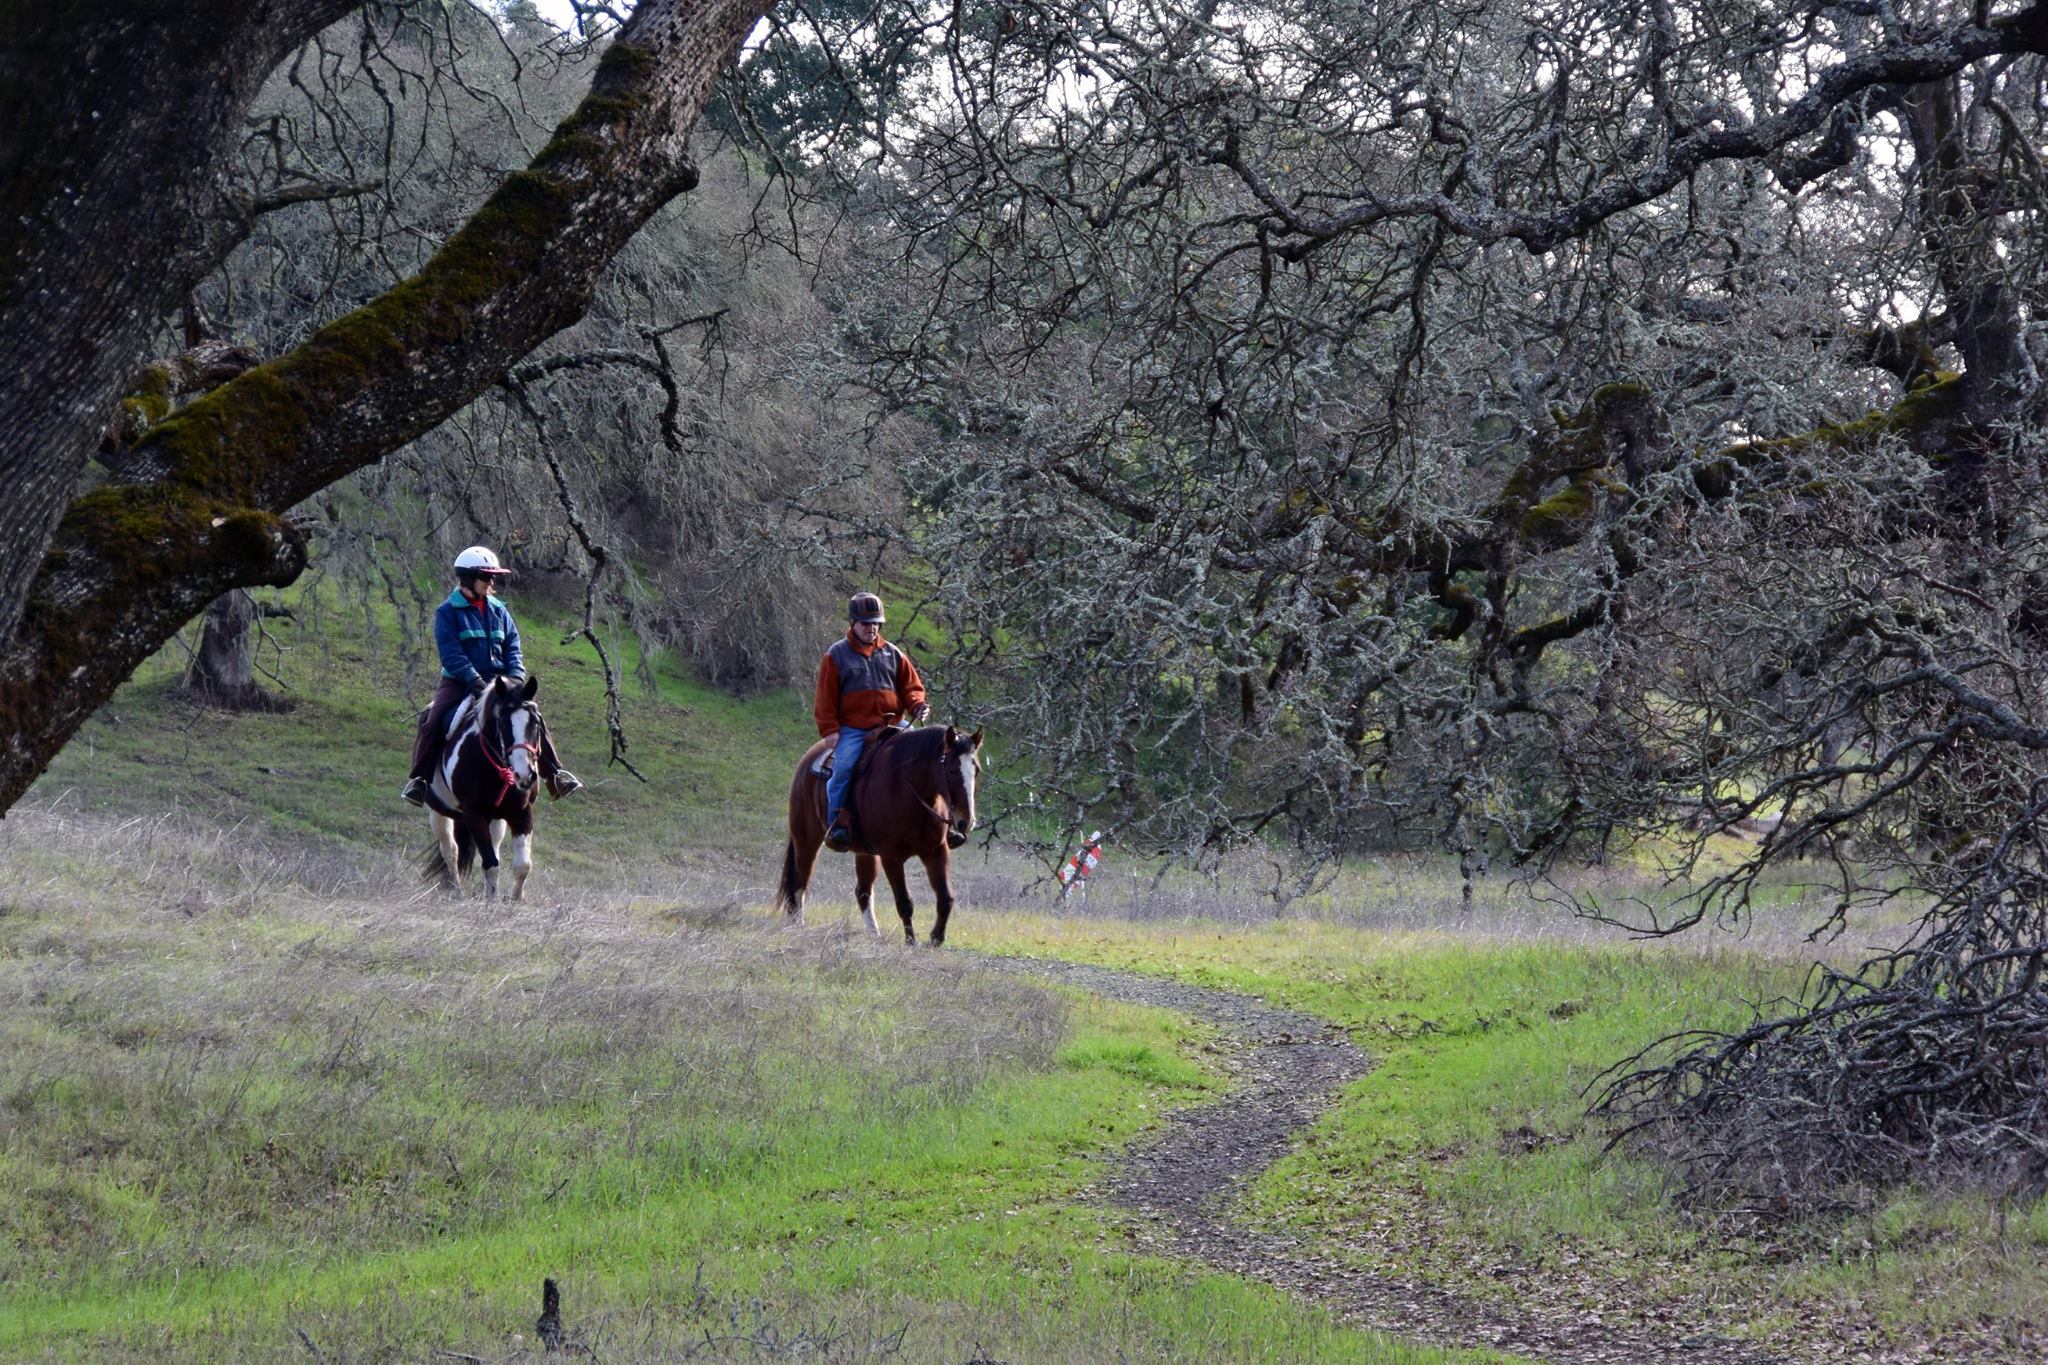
[{"xmin": 848, "ymin": 592, "xmax": 886, "ymax": 625}]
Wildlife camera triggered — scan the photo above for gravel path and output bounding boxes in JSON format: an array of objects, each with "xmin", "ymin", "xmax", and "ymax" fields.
[{"xmin": 972, "ymin": 953, "xmax": 1784, "ymax": 1365}]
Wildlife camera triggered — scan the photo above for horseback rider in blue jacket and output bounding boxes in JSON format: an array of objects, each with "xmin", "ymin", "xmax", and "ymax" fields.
[{"xmin": 402, "ymin": 546, "xmax": 582, "ymax": 805}]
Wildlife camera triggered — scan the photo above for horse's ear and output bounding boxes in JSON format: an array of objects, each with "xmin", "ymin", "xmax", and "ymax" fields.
[
  {"xmin": 969, "ymin": 727, "xmax": 984, "ymax": 749},
  {"xmin": 521, "ymin": 673, "xmax": 538, "ymax": 701}
]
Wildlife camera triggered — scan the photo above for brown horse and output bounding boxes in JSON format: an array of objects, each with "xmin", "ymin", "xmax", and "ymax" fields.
[{"xmin": 773, "ymin": 724, "xmax": 984, "ymax": 944}]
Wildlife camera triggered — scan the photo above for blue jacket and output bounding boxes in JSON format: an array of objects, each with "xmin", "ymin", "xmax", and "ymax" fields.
[{"xmin": 434, "ymin": 588, "xmax": 523, "ymax": 686}]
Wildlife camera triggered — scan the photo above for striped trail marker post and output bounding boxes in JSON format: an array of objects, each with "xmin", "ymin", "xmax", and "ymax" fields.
[{"xmin": 1058, "ymin": 831, "xmax": 1103, "ymax": 904}]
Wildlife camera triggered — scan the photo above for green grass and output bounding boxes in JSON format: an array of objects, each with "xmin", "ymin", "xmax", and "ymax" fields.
[
  {"xmin": 0, "ymin": 835, "xmax": 1510, "ymax": 1363},
  {"xmin": 964, "ymin": 913, "xmax": 2048, "ymax": 1352}
]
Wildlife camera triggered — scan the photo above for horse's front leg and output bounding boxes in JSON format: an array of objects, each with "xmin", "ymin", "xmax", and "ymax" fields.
[
  {"xmin": 478, "ymin": 818, "xmax": 506, "ymax": 899},
  {"xmin": 881, "ymin": 857, "xmax": 916, "ymax": 944},
  {"xmin": 508, "ymin": 825, "xmax": 533, "ymax": 901},
  {"xmin": 917, "ymin": 849, "xmax": 955, "ymax": 947},
  {"xmin": 854, "ymin": 853, "xmax": 881, "ymax": 937},
  {"xmin": 431, "ymin": 811, "xmax": 462, "ymax": 891}
]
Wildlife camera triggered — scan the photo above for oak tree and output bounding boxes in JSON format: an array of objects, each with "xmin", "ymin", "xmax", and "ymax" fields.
[{"xmin": 835, "ymin": 0, "xmax": 2048, "ymax": 1198}]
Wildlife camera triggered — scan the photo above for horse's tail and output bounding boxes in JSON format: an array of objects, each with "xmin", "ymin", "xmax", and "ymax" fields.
[
  {"xmin": 420, "ymin": 822, "xmax": 479, "ymax": 887},
  {"xmin": 420, "ymin": 843, "xmax": 454, "ymax": 887},
  {"xmin": 772, "ymin": 838, "xmax": 802, "ymax": 916}
]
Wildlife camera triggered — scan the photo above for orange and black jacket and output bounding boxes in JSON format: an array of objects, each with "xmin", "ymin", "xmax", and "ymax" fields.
[{"xmin": 814, "ymin": 629, "xmax": 926, "ymax": 736}]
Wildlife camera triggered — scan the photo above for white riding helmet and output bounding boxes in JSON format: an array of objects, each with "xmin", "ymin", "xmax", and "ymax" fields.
[{"xmin": 452, "ymin": 545, "xmax": 511, "ymax": 576}]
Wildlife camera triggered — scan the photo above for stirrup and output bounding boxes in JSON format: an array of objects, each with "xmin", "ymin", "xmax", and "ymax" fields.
[
  {"xmin": 548, "ymin": 769, "xmax": 584, "ymax": 799},
  {"xmin": 824, "ymin": 823, "xmax": 853, "ymax": 853},
  {"xmin": 401, "ymin": 776, "xmax": 430, "ymax": 806}
]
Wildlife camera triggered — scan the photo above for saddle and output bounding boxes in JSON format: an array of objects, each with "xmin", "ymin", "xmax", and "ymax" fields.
[
  {"xmin": 811, "ymin": 724, "xmax": 906, "ymax": 779},
  {"xmin": 814, "ymin": 726, "xmax": 908, "ymax": 849}
]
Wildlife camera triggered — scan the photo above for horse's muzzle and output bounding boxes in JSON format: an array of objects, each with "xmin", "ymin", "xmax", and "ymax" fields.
[{"xmin": 947, "ymin": 821, "xmax": 970, "ymax": 850}]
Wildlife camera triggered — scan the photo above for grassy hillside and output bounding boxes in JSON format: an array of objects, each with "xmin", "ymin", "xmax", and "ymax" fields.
[
  {"xmin": 31, "ymin": 587, "xmax": 818, "ymax": 879},
  {"xmin": 968, "ymin": 912, "xmax": 2048, "ymax": 1362}
]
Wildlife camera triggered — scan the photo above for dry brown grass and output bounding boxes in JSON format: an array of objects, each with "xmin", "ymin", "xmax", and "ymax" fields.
[{"xmin": 0, "ymin": 805, "xmax": 1068, "ymax": 1304}]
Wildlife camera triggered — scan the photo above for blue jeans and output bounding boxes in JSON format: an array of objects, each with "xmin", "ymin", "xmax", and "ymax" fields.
[{"xmin": 825, "ymin": 727, "xmax": 868, "ymax": 824}]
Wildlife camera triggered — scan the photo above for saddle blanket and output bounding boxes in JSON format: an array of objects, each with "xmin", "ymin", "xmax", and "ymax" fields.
[{"xmin": 443, "ymin": 696, "xmax": 479, "ymax": 740}]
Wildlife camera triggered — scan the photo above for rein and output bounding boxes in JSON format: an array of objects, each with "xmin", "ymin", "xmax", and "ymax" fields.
[{"xmin": 917, "ymin": 741, "xmax": 964, "ymax": 827}]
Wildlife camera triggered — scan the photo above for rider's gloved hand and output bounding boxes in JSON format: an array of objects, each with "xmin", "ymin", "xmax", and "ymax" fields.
[
  {"xmin": 911, "ymin": 703, "xmax": 931, "ymax": 725},
  {"xmin": 468, "ymin": 676, "xmax": 488, "ymax": 698}
]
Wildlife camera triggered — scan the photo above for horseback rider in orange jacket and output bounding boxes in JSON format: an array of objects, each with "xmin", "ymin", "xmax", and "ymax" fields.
[{"xmin": 815, "ymin": 591, "xmax": 928, "ymax": 851}]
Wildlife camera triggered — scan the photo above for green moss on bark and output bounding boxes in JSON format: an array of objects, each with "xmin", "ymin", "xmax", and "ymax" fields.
[
  {"xmin": 1697, "ymin": 373, "xmax": 1967, "ymax": 497},
  {"xmin": 1520, "ymin": 477, "xmax": 1597, "ymax": 545},
  {"xmin": 139, "ymin": 164, "xmax": 582, "ymax": 503},
  {"xmin": 54, "ymin": 485, "xmax": 287, "ymax": 581}
]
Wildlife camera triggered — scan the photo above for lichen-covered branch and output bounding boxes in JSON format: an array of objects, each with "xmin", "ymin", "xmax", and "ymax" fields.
[{"xmin": 0, "ymin": 0, "xmax": 769, "ymax": 811}]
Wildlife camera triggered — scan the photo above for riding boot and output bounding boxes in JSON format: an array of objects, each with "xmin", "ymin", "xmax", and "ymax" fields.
[{"xmin": 824, "ymin": 810, "xmax": 854, "ymax": 852}]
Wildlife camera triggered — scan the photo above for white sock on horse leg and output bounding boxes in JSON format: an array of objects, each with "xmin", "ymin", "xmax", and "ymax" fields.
[{"xmin": 511, "ymin": 833, "xmax": 532, "ymax": 900}]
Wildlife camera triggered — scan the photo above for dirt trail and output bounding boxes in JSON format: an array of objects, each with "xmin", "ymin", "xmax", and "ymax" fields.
[{"xmin": 972, "ymin": 953, "xmax": 1782, "ymax": 1365}]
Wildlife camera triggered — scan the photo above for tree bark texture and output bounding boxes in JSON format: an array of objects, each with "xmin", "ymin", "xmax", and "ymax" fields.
[
  {"xmin": 182, "ymin": 591, "xmax": 287, "ymax": 712},
  {"xmin": 0, "ymin": 0, "xmax": 771, "ymax": 811}
]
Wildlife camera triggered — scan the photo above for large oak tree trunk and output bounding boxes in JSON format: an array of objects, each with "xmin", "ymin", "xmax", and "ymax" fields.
[
  {"xmin": 0, "ymin": 1, "xmax": 357, "ymax": 660},
  {"xmin": 0, "ymin": 0, "xmax": 770, "ymax": 811},
  {"xmin": 183, "ymin": 592, "xmax": 291, "ymax": 712}
]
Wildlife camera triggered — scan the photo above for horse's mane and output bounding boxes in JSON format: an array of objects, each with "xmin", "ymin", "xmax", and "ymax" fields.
[
  {"xmin": 882, "ymin": 725, "xmax": 947, "ymax": 766},
  {"xmin": 467, "ymin": 676, "xmax": 534, "ymax": 747}
]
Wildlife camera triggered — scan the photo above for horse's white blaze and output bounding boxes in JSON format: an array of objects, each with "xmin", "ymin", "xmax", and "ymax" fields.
[
  {"xmin": 506, "ymin": 708, "xmax": 536, "ymax": 781},
  {"xmin": 957, "ymin": 753, "xmax": 978, "ymax": 831}
]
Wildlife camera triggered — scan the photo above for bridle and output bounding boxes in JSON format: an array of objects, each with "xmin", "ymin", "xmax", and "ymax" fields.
[{"xmin": 474, "ymin": 692, "xmax": 543, "ymax": 807}]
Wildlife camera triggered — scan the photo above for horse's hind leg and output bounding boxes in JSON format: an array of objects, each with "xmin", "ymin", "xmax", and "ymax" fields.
[
  {"xmin": 881, "ymin": 857, "xmax": 916, "ymax": 944},
  {"xmin": 854, "ymin": 854, "xmax": 881, "ymax": 937},
  {"xmin": 777, "ymin": 773, "xmax": 828, "ymax": 925},
  {"xmin": 431, "ymin": 812, "xmax": 461, "ymax": 892},
  {"xmin": 791, "ymin": 837, "xmax": 821, "ymax": 924},
  {"xmin": 918, "ymin": 850, "xmax": 955, "ymax": 947}
]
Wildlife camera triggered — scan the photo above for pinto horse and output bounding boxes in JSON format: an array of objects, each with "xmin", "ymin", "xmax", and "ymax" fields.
[
  {"xmin": 424, "ymin": 674, "xmax": 546, "ymax": 900},
  {"xmin": 774, "ymin": 724, "xmax": 984, "ymax": 944}
]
